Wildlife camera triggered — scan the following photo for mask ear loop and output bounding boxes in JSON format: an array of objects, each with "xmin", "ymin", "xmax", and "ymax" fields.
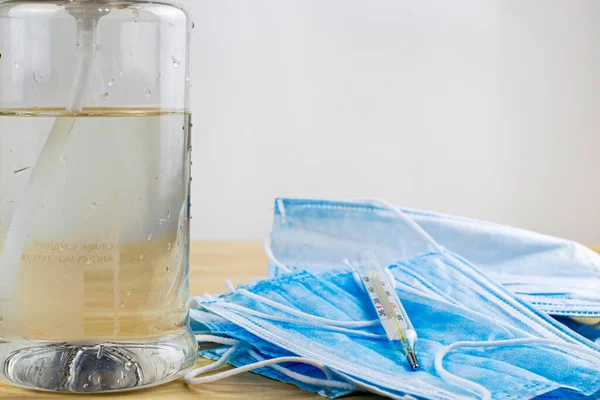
[
  {"xmin": 211, "ymin": 301, "xmax": 384, "ymax": 339},
  {"xmin": 184, "ymin": 335, "xmax": 242, "ymax": 384},
  {"xmin": 435, "ymin": 337, "xmax": 600, "ymax": 400},
  {"xmin": 246, "ymin": 349, "xmax": 356, "ymax": 392},
  {"xmin": 185, "ymin": 336, "xmax": 356, "ymax": 392},
  {"xmin": 353, "ymin": 198, "xmax": 445, "ymax": 254},
  {"xmin": 235, "ymin": 288, "xmax": 378, "ymax": 328},
  {"xmin": 264, "ymin": 234, "xmax": 292, "ymax": 274}
]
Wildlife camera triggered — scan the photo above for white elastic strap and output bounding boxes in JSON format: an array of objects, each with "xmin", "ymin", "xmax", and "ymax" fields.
[
  {"xmin": 384, "ymin": 267, "xmax": 397, "ymax": 289},
  {"xmin": 187, "ymin": 334, "xmax": 355, "ymax": 391},
  {"xmin": 215, "ymin": 302, "xmax": 385, "ymax": 339},
  {"xmin": 203, "ymin": 293, "xmax": 216, "ymax": 301},
  {"xmin": 185, "ymin": 344, "xmax": 240, "ymax": 385},
  {"xmin": 195, "ymin": 334, "xmax": 240, "ymax": 346},
  {"xmin": 351, "ymin": 270, "xmax": 364, "ymax": 289},
  {"xmin": 390, "ymin": 266, "xmax": 519, "ymax": 338},
  {"xmin": 187, "ymin": 353, "xmax": 355, "ymax": 389},
  {"xmin": 224, "ymin": 280, "xmax": 235, "ymax": 293},
  {"xmin": 264, "ymin": 234, "xmax": 292, "ymax": 274},
  {"xmin": 393, "ymin": 263, "xmax": 462, "ymax": 307},
  {"xmin": 237, "ymin": 288, "xmax": 378, "ymax": 328},
  {"xmin": 185, "ymin": 335, "xmax": 242, "ymax": 385},
  {"xmin": 435, "ymin": 338, "xmax": 600, "ymax": 400},
  {"xmin": 276, "ymin": 198, "xmax": 287, "ymax": 222},
  {"xmin": 248, "ymin": 349, "xmax": 356, "ymax": 391},
  {"xmin": 356, "ymin": 199, "xmax": 445, "ymax": 254}
]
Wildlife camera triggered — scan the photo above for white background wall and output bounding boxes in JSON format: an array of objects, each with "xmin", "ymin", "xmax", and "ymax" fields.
[{"xmin": 185, "ymin": 0, "xmax": 600, "ymax": 243}]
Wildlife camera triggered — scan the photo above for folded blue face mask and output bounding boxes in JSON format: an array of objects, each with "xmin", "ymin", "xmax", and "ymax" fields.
[
  {"xmin": 188, "ymin": 199, "xmax": 600, "ymax": 400},
  {"xmin": 184, "ymin": 203, "xmax": 598, "ymax": 399},
  {"xmin": 199, "ymin": 345, "xmax": 356, "ymax": 399},
  {"xmin": 268, "ymin": 198, "xmax": 600, "ymax": 317},
  {"xmin": 190, "ymin": 265, "xmax": 600, "ymax": 399},
  {"xmin": 188, "ymin": 309, "xmax": 357, "ymax": 399}
]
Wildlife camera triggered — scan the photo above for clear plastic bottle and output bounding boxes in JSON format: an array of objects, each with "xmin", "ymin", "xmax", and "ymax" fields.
[{"xmin": 0, "ymin": 0, "xmax": 196, "ymax": 392}]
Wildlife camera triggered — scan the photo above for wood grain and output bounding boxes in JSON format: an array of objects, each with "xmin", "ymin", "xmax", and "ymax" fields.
[{"xmin": 0, "ymin": 241, "xmax": 379, "ymax": 399}]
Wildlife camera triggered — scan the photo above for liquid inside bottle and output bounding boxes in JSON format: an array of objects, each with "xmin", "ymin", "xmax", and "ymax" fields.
[{"xmin": 0, "ymin": 108, "xmax": 197, "ymax": 392}]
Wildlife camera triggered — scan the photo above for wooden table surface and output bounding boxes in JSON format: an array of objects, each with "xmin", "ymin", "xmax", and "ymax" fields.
[{"xmin": 0, "ymin": 242, "xmax": 378, "ymax": 400}]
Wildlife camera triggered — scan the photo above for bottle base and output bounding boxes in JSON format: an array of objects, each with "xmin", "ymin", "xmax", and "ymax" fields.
[{"xmin": 1, "ymin": 330, "xmax": 197, "ymax": 393}]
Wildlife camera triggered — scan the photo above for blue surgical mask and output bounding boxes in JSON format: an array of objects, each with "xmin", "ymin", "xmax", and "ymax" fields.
[
  {"xmin": 186, "ymin": 198, "xmax": 599, "ymax": 399},
  {"xmin": 268, "ymin": 198, "xmax": 600, "ymax": 317},
  {"xmin": 198, "ymin": 339, "xmax": 356, "ymax": 398},
  {"xmin": 188, "ymin": 309, "xmax": 357, "ymax": 399},
  {"xmin": 187, "ymin": 200, "xmax": 600, "ymax": 399},
  {"xmin": 190, "ymin": 264, "xmax": 600, "ymax": 399}
]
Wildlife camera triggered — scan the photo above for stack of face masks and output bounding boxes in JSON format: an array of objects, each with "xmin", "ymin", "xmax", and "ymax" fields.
[{"xmin": 186, "ymin": 199, "xmax": 600, "ymax": 399}]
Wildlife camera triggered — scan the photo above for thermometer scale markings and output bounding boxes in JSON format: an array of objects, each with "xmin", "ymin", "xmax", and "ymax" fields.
[{"xmin": 362, "ymin": 272, "xmax": 408, "ymax": 338}]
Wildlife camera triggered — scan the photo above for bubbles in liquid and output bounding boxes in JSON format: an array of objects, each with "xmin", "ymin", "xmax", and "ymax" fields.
[
  {"xmin": 153, "ymin": 326, "xmax": 161, "ymax": 332},
  {"xmin": 172, "ymin": 58, "xmax": 180, "ymax": 68},
  {"xmin": 139, "ymin": 254, "xmax": 145, "ymax": 260},
  {"xmin": 147, "ymin": 234, "xmax": 153, "ymax": 241},
  {"xmin": 86, "ymin": 258, "xmax": 93, "ymax": 265},
  {"xmin": 126, "ymin": 290, "xmax": 132, "ymax": 296},
  {"xmin": 124, "ymin": 361, "xmax": 133, "ymax": 371},
  {"xmin": 145, "ymin": 90, "xmax": 152, "ymax": 98},
  {"xmin": 167, "ymin": 243, "xmax": 172, "ymax": 251},
  {"xmin": 101, "ymin": 92, "xmax": 110, "ymax": 100},
  {"xmin": 59, "ymin": 154, "xmax": 68, "ymax": 165},
  {"xmin": 158, "ymin": 218, "xmax": 165, "ymax": 225},
  {"xmin": 14, "ymin": 62, "xmax": 20, "ymax": 69},
  {"xmin": 120, "ymin": 302, "xmax": 126, "ymax": 309},
  {"xmin": 165, "ymin": 265, "xmax": 170, "ymax": 273},
  {"xmin": 90, "ymin": 202, "xmax": 99, "ymax": 210},
  {"xmin": 168, "ymin": 22, "xmax": 174, "ymax": 28},
  {"xmin": 83, "ymin": 383, "xmax": 89, "ymax": 389},
  {"xmin": 192, "ymin": 21, "xmax": 196, "ymax": 29},
  {"xmin": 108, "ymin": 78, "xmax": 116, "ymax": 87},
  {"xmin": 167, "ymin": 207, "xmax": 172, "ymax": 218},
  {"xmin": 33, "ymin": 73, "xmax": 41, "ymax": 83},
  {"xmin": 88, "ymin": 374, "xmax": 93, "ymax": 381}
]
